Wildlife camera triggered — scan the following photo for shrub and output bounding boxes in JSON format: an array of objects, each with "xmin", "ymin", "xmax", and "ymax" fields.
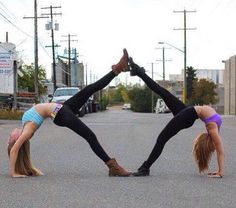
[
  {"xmin": 99, "ymin": 95, "xmax": 109, "ymax": 111},
  {"xmin": 0, "ymin": 110, "xmax": 23, "ymax": 120},
  {"xmin": 128, "ymin": 85, "xmax": 158, "ymax": 112}
]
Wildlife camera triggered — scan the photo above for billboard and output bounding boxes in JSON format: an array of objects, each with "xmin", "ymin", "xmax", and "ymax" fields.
[{"xmin": 0, "ymin": 42, "xmax": 16, "ymax": 94}]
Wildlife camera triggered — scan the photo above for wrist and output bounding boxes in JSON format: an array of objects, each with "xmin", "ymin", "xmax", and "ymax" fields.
[
  {"xmin": 10, "ymin": 169, "xmax": 16, "ymax": 176},
  {"xmin": 218, "ymin": 170, "xmax": 224, "ymax": 176}
]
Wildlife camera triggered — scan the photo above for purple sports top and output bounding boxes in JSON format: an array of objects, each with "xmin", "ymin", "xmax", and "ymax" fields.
[{"xmin": 202, "ymin": 113, "xmax": 222, "ymax": 129}]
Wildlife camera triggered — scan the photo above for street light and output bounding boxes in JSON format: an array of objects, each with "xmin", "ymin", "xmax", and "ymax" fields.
[
  {"xmin": 158, "ymin": 41, "xmax": 186, "ymax": 103},
  {"xmin": 158, "ymin": 42, "xmax": 184, "ymax": 53}
]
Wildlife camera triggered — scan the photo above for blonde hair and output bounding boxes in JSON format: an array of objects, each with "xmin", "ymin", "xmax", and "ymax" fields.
[
  {"xmin": 8, "ymin": 138, "xmax": 42, "ymax": 176},
  {"xmin": 192, "ymin": 132, "xmax": 215, "ymax": 173}
]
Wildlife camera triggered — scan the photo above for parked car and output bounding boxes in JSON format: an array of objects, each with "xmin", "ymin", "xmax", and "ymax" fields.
[
  {"xmin": 50, "ymin": 87, "xmax": 86, "ymax": 117},
  {"xmin": 122, "ymin": 103, "xmax": 131, "ymax": 110}
]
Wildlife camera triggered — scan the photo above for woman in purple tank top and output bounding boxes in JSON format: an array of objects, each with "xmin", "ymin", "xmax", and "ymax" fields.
[{"xmin": 128, "ymin": 56, "xmax": 224, "ymax": 178}]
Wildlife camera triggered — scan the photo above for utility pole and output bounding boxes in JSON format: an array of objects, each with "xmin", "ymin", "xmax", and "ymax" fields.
[
  {"xmin": 41, "ymin": 5, "xmax": 62, "ymax": 92},
  {"xmin": 148, "ymin": 62, "xmax": 158, "ymax": 113},
  {"xmin": 174, "ymin": 9, "xmax": 196, "ymax": 103},
  {"xmin": 61, "ymin": 34, "xmax": 78, "ymax": 86},
  {"xmin": 156, "ymin": 46, "xmax": 171, "ymax": 81},
  {"xmin": 23, "ymin": 0, "xmax": 48, "ymax": 102},
  {"xmin": 85, "ymin": 63, "xmax": 88, "ymax": 86},
  {"xmin": 90, "ymin": 70, "xmax": 92, "ymax": 85},
  {"xmin": 13, "ymin": 61, "xmax": 17, "ymax": 110},
  {"xmin": 151, "ymin": 62, "xmax": 154, "ymax": 113}
]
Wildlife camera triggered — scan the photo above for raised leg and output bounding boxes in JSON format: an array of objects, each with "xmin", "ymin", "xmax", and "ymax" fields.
[
  {"xmin": 64, "ymin": 49, "xmax": 129, "ymax": 113},
  {"xmin": 129, "ymin": 57, "xmax": 186, "ymax": 116}
]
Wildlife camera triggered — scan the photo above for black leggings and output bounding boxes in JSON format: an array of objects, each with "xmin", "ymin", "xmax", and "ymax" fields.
[
  {"xmin": 137, "ymin": 72, "xmax": 198, "ymax": 168},
  {"xmin": 53, "ymin": 71, "xmax": 117, "ymax": 163}
]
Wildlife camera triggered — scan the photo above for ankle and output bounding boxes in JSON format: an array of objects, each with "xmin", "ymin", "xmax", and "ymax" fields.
[
  {"xmin": 112, "ymin": 48, "xmax": 129, "ymax": 74},
  {"xmin": 129, "ymin": 57, "xmax": 145, "ymax": 76},
  {"xmin": 106, "ymin": 158, "xmax": 131, "ymax": 177},
  {"xmin": 132, "ymin": 167, "xmax": 150, "ymax": 177},
  {"xmin": 112, "ymin": 65, "xmax": 120, "ymax": 75},
  {"xmin": 139, "ymin": 161, "xmax": 149, "ymax": 169}
]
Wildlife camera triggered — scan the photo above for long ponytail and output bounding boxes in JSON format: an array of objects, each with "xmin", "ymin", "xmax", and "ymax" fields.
[
  {"xmin": 8, "ymin": 136, "xmax": 42, "ymax": 176},
  {"xmin": 192, "ymin": 132, "xmax": 215, "ymax": 173}
]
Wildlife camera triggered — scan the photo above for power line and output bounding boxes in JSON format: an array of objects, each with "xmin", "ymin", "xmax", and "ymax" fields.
[
  {"xmin": 0, "ymin": 5, "xmax": 13, "ymax": 21},
  {"xmin": 0, "ymin": 11, "xmax": 32, "ymax": 38},
  {"xmin": 61, "ymin": 34, "xmax": 78, "ymax": 86},
  {"xmin": 41, "ymin": 5, "xmax": 62, "ymax": 92},
  {"xmin": 23, "ymin": 0, "xmax": 48, "ymax": 100},
  {"xmin": 0, "ymin": 1, "xmax": 17, "ymax": 19},
  {"xmin": 38, "ymin": 40, "xmax": 52, "ymax": 58}
]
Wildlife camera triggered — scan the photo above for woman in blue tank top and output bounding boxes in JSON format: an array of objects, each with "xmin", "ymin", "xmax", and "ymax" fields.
[
  {"xmin": 7, "ymin": 49, "xmax": 131, "ymax": 178},
  {"xmin": 128, "ymin": 56, "xmax": 224, "ymax": 178}
]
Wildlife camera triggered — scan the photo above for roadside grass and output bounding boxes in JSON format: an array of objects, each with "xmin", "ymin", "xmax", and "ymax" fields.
[{"xmin": 0, "ymin": 110, "xmax": 23, "ymax": 120}]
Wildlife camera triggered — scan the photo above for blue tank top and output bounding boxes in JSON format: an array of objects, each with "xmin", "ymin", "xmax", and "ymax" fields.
[{"xmin": 22, "ymin": 106, "xmax": 44, "ymax": 127}]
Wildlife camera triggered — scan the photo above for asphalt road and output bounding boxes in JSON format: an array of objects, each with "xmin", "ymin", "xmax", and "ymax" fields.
[{"xmin": 0, "ymin": 108, "xmax": 236, "ymax": 208}]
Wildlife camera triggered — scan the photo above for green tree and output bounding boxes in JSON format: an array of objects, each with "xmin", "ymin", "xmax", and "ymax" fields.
[
  {"xmin": 190, "ymin": 79, "xmax": 218, "ymax": 105},
  {"xmin": 128, "ymin": 85, "xmax": 159, "ymax": 112},
  {"xmin": 110, "ymin": 84, "xmax": 128, "ymax": 103},
  {"xmin": 18, "ymin": 63, "xmax": 47, "ymax": 96},
  {"xmin": 186, "ymin": 66, "xmax": 197, "ymax": 103},
  {"xmin": 99, "ymin": 94, "xmax": 109, "ymax": 111}
]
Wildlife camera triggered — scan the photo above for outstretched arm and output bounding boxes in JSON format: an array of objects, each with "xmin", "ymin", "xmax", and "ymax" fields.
[
  {"xmin": 9, "ymin": 124, "xmax": 36, "ymax": 177},
  {"xmin": 207, "ymin": 123, "xmax": 224, "ymax": 178}
]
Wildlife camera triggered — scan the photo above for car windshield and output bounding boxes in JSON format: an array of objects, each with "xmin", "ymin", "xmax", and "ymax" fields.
[{"xmin": 54, "ymin": 88, "xmax": 79, "ymax": 97}]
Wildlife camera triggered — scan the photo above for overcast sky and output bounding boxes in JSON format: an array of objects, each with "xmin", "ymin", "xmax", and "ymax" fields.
[{"xmin": 0, "ymin": 0, "xmax": 235, "ymax": 84}]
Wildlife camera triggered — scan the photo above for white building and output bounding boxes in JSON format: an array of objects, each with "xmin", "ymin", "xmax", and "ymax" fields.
[
  {"xmin": 224, "ymin": 55, "xmax": 236, "ymax": 115},
  {"xmin": 54, "ymin": 57, "xmax": 84, "ymax": 89},
  {"xmin": 169, "ymin": 68, "xmax": 225, "ymax": 113},
  {"xmin": 169, "ymin": 68, "xmax": 224, "ymax": 85},
  {"xmin": 0, "ymin": 42, "xmax": 17, "ymax": 94},
  {"xmin": 195, "ymin": 69, "xmax": 224, "ymax": 84}
]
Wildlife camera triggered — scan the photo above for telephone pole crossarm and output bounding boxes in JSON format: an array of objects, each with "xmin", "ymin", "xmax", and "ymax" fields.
[
  {"xmin": 60, "ymin": 34, "xmax": 78, "ymax": 87},
  {"xmin": 23, "ymin": 0, "xmax": 48, "ymax": 102},
  {"xmin": 41, "ymin": 5, "xmax": 62, "ymax": 92}
]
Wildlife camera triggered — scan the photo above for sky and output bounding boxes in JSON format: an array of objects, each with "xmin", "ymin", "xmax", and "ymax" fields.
[{"xmin": 0, "ymin": 0, "xmax": 236, "ymax": 85}]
